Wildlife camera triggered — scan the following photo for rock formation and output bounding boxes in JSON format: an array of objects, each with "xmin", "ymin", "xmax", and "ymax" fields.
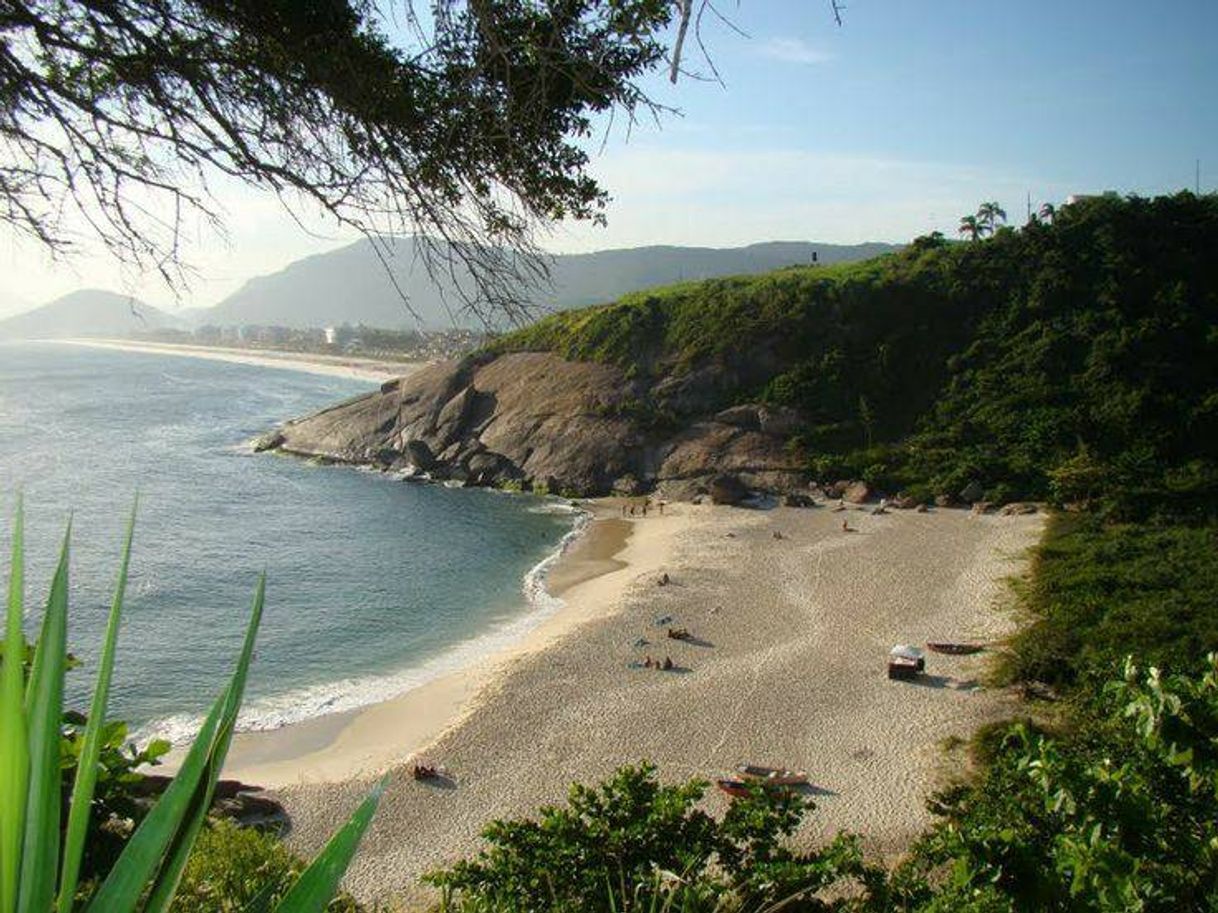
[{"xmin": 271, "ymin": 352, "xmax": 810, "ymax": 499}]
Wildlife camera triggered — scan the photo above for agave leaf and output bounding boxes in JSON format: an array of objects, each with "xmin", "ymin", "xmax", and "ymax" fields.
[
  {"xmin": 85, "ymin": 575, "xmax": 264, "ymax": 913},
  {"xmin": 141, "ymin": 576, "xmax": 265, "ymax": 913},
  {"xmin": 0, "ymin": 497, "xmax": 27, "ymax": 913},
  {"xmin": 57, "ymin": 502, "xmax": 137, "ymax": 913},
  {"xmin": 16, "ymin": 523, "xmax": 70, "ymax": 913},
  {"xmin": 272, "ymin": 775, "xmax": 389, "ymax": 913}
]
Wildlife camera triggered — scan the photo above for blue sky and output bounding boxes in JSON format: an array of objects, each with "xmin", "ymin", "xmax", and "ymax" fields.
[{"xmin": 2, "ymin": 0, "xmax": 1214, "ymax": 312}]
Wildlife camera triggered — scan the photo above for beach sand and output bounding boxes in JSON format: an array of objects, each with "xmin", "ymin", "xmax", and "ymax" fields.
[
  {"xmin": 48, "ymin": 338, "xmax": 419, "ymax": 382},
  {"xmin": 242, "ymin": 500, "xmax": 1043, "ymax": 907}
]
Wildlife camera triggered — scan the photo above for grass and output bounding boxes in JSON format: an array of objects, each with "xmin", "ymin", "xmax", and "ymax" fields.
[{"xmin": 999, "ymin": 513, "xmax": 1218, "ymax": 691}]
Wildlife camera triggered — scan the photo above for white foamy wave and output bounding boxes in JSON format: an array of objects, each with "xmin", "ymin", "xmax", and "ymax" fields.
[{"xmin": 134, "ymin": 505, "xmax": 592, "ymax": 747}]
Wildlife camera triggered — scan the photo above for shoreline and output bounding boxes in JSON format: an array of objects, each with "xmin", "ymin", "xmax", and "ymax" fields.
[
  {"xmin": 42, "ymin": 337, "xmax": 420, "ymax": 382},
  {"xmin": 219, "ymin": 500, "xmax": 651, "ymax": 787},
  {"xmin": 272, "ymin": 501, "xmax": 1045, "ymax": 906}
]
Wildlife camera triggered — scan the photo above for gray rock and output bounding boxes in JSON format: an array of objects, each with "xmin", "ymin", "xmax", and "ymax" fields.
[
  {"xmin": 709, "ymin": 473, "xmax": 749, "ymax": 505},
  {"xmin": 714, "ymin": 404, "xmax": 761, "ymax": 430},
  {"xmin": 999, "ymin": 502, "xmax": 1038, "ymax": 515},
  {"xmin": 843, "ymin": 480, "xmax": 872, "ymax": 504},
  {"xmin": 959, "ymin": 480, "xmax": 986, "ymax": 503},
  {"xmin": 403, "ymin": 439, "xmax": 435, "ymax": 471},
  {"xmin": 783, "ymin": 492, "xmax": 815, "ymax": 508}
]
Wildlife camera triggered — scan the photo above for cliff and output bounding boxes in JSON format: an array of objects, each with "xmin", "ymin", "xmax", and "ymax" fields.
[
  {"xmin": 267, "ymin": 193, "xmax": 1218, "ymax": 512},
  {"xmin": 267, "ymin": 351, "xmax": 808, "ymax": 498}
]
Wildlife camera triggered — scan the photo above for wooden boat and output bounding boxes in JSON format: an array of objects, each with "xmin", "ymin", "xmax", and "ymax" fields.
[
  {"xmin": 716, "ymin": 778, "xmax": 752, "ymax": 798},
  {"xmin": 926, "ymin": 641, "xmax": 985, "ymax": 656},
  {"xmin": 736, "ymin": 765, "xmax": 808, "ymax": 786}
]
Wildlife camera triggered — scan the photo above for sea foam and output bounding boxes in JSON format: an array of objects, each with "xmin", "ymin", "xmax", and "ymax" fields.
[{"xmin": 136, "ymin": 501, "xmax": 590, "ymax": 746}]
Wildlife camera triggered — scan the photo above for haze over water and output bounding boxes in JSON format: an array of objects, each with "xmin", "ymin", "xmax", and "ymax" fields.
[{"xmin": 0, "ymin": 342, "xmax": 573, "ymax": 741}]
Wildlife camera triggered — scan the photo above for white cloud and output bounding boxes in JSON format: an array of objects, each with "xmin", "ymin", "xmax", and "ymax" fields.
[{"xmin": 757, "ymin": 37, "xmax": 833, "ymax": 66}]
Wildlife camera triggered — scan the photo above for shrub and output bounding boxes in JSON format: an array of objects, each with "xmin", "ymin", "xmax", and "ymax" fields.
[
  {"xmin": 426, "ymin": 763, "xmax": 881, "ymax": 912},
  {"xmin": 170, "ymin": 822, "xmax": 363, "ymax": 913}
]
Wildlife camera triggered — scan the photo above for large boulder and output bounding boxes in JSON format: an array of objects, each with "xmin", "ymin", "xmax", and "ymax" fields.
[
  {"xmin": 403, "ymin": 438, "xmax": 436, "ymax": 471},
  {"xmin": 842, "ymin": 480, "xmax": 872, "ymax": 504},
  {"xmin": 709, "ymin": 474, "xmax": 750, "ymax": 505},
  {"xmin": 959, "ymin": 480, "xmax": 986, "ymax": 503}
]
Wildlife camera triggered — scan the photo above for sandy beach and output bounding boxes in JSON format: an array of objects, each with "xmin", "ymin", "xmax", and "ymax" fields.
[
  {"xmin": 230, "ymin": 499, "xmax": 1043, "ymax": 908},
  {"xmin": 49, "ymin": 338, "xmax": 420, "ymax": 382}
]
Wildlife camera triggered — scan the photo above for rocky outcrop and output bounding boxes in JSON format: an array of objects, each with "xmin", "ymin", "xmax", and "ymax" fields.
[{"xmin": 272, "ymin": 352, "xmax": 810, "ymax": 498}]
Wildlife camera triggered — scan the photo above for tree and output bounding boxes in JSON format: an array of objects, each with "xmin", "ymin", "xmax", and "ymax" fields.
[
  {"xmin": 958, "ymin": 214, "xmax": 982, "ymax": 241},
  {"xmin": 0, "ymin": 0, "xmax": 681, "ymax": 324},
  {"xmin": 977, "ymin": 200, "xmax": 1007, "ymax": 236},
  {"xmin": 1038, "ymin": 202, "xmax": 1057, "ymax": 224}
]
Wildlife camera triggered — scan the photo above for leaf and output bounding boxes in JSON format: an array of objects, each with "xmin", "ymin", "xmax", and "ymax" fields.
[
  {"xmin": 272, "ymin": 774, "xmax": 389, "ymax": 913},
  {"xmin": 142, "ymin": 575, "xmax": 265, "ymax": 913},
  {"xmin": 0, "ymin": 497, "xmax": 27, "ymax": 913},
  {"xmin": 86, "ymin": 575, "xmax": 265, "ymax": 913},
  {"xmin": 58, "ymin": 501, "xmax": 136, "ymax": 913},
  {"xmin": 16, "ymin": 522, "xmax": 71, "ymax": 913}
]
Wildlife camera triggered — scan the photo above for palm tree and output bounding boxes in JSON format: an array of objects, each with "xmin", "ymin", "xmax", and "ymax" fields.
[
  {"xmin": 1038, "ymin": 202, "xmax": 1057, "ymax": 224},
  {"xmin": 958, "ymin": 214, "xmax": 982, "ymax": 241},
  {"xmin": 977, "ymin": 201, "xmax": 1007, "ymax": 236}
]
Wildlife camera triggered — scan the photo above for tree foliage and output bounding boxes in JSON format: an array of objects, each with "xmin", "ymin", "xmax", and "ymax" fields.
[
  {"xmin": 425, "ymin": 763, "xmax": 880, "ymax": 912},
  {"xmin": 0, "ymin": 0, "xmax": 680, "ymax": 322}
]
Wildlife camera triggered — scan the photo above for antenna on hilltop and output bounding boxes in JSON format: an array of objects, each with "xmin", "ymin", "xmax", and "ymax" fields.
[
  {"xmin": 1197, "ymin": 159, "xmax": 1202, "ymax": 195},
  {"xmin": 1026, "ymin": 190, "xmax": 1032, "ymax": 223}
]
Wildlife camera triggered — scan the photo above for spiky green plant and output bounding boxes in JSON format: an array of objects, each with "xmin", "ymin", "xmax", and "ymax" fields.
[{"xmin": 0, "ymin": 498, "xmax": 385, "ymax": 913}]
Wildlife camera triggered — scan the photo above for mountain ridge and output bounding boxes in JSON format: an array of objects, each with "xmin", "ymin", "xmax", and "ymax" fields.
[
  {"xmin": 0, "ymin": 289, "xmax": 184, "ymax": 339},
  {"xmin": 200, "ymin": 236, "xmax": 901, "ymax": 330}
]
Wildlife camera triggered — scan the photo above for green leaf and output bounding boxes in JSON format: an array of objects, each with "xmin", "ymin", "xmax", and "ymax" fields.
[
  {"xmin": 0, "ymin": 497, "xmax": 28, "ymax": 913},
  {"xmin": 58, "ymin": 501, "xmax": 137, "ymax": 913},
  {"xmin": 142, "ymin": 575, "xmax": 265, "ymax": 913},
  {"xmin": 86, "ymin": 574, "xmax": 265, "ymax": 913},
  {"xmin": 272, "ymin": 775, "xmax": 388, "ymax": 913},
  {"xmin": 17, "ymin": 522, "xmax": 71, "ymax": 913}
]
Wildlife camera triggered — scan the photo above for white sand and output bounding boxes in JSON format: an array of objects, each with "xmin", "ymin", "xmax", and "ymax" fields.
[
  {"xmin": 47, "ymin": 338, "xmax": 419, "ymax": 382},
  {"xmin": 251, "ymin": 501, "xmax": 1043, "ymax": 908}
]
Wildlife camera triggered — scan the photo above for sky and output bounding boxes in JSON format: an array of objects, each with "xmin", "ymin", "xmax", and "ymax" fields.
[{"xmin": 1, "ymin": 0, "xmax": 1215, "ymax": 316}]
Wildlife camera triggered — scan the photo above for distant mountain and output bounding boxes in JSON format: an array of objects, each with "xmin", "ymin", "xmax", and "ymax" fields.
[
  {"xmin": 0, "ymin": 289, "xmax": 184, "ymax": 339},
  {"xmin": 201, "ymin": 237, "xmax": 901, "ymax": 330}
]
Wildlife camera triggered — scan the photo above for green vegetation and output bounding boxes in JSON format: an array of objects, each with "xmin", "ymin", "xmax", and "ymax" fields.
[
  {"xmin": 0, "ymin": 500, "xmax": 383, "ymax": 913},
  {"xmin": 426, "ymin": 763, "xmax": 881, "ymax": 913},
  {"xmin": 492, "ymin": 193, "xmax": 1218, "ymax": 514},
  {"xmin": 170, "ymin": 822, "xmax": 363, "ymax": 913},
  {"xmin": 1002, "ymin": 516, "xmax": 1218, "ymax": 691},
  {"xmin": 425, "ymin": 658, "xmax": 1218, "ymax": 912}
]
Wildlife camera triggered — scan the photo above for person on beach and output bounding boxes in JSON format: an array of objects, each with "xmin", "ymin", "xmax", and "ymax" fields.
[
  {"xmin": 663, "ymin": 656, "xmax": 674, "ymax": 670},
  {"xmin": 642, "ymin": 501, "xmax": 648, "ymax": 517},
  {"xmin": 659, "ymin": 501, "xmax": 665, "ymax": 515},
  {"xmin": 841, "ymin": 518, "xmax": 850, "ymax": 532},
  {"xmin": 644, "ymin": 655, "xmax": 653, "ymax": 668}
]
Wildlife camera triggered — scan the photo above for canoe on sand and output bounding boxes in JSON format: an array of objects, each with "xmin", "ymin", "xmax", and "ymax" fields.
[
  {"xmin": 736, "ymin": 764, "xmax": 809, "ymax": 786},
  {"xmin": 926, "ymin": 641, "xmax": 985, "ymax": 655}
]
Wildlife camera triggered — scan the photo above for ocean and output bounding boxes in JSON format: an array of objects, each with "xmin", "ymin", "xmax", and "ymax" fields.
[{"xmin": 0, "ymin": 341, "xmax": 575, "ymax": 743}]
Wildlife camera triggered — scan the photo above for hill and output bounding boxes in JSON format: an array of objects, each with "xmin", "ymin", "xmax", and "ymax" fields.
[
  {"xmin": 270, "ymin": 193, "xmax": 1218, "ymax": 515},
  {"xmin": 0, "ymin": 289, "xmax": 184, "ymax": 339},
  {"xmin": 200, "ymin": 237, "xmax": 899, "ymax": 330}
]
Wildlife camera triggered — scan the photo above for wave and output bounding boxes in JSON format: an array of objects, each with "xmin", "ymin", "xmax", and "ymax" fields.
[{"xmin": 134, "ymin": 504, "xmax": 591, "ymax": 746}]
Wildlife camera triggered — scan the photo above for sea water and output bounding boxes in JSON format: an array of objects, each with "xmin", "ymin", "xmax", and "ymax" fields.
[{"xmin": 0, "ymin": 341, "xmax": 574, "ymax": 742}]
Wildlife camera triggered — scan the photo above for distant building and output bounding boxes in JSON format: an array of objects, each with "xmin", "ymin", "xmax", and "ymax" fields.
[{"xmin": 324, "ymin": 326, "xmax": 338, "ymax": 345}]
